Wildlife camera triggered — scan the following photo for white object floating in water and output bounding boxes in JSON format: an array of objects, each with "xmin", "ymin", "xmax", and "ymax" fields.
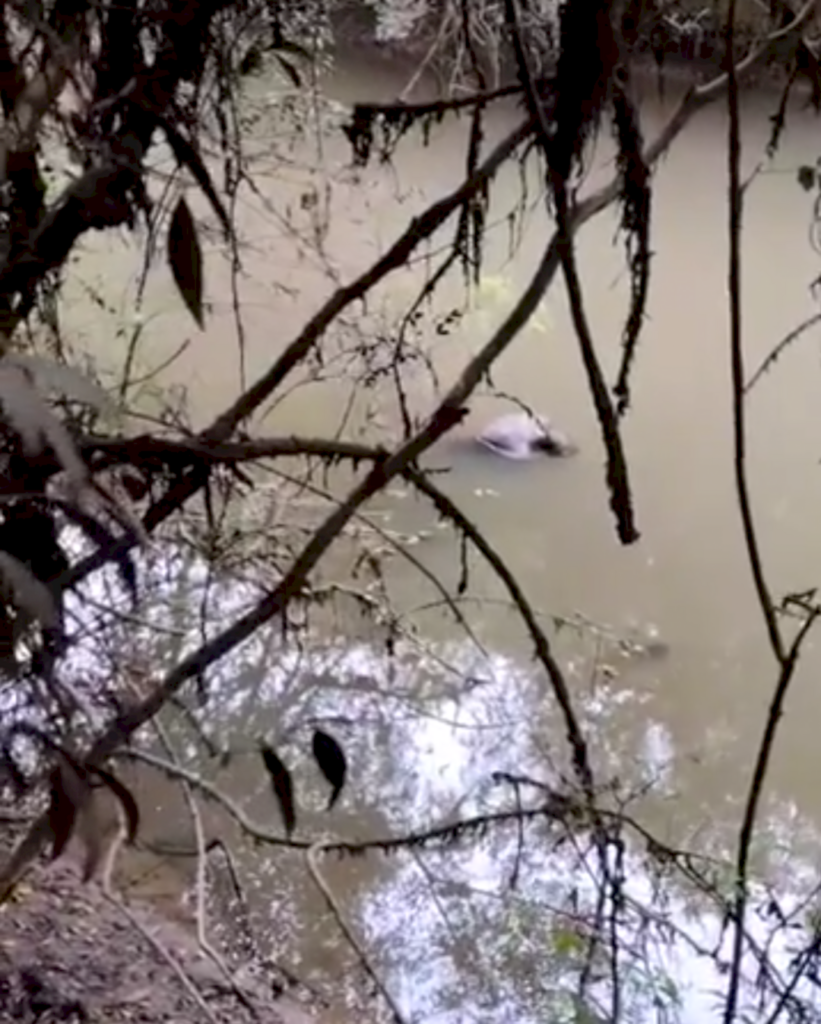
[{"xmin": 476, "ymin": 411, "xmax": 575, "ymax": 461}]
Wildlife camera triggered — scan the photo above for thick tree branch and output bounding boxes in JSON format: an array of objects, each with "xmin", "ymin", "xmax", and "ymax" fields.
[{"xmin": 82, "ymin": 434, "xmax": 386, "ymax": 470}]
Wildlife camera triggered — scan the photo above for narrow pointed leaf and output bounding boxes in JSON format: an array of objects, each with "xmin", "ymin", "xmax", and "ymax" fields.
[
  {"xmin": 259, "ymin": 743, "xmax": 296, "ymax": 837},
  {"xmin": 47, "ymin": 765, "xmax": 82, "ymax": 860},
  {"xmin": 275, "ymin": 54, "xmax": 301, "ymax": 88},
  {"xmin": 311, "ymin": 729, "xmax": 347, "ymax": 811},
  {"xmin": 167, "ymin": 197, "xmax": 204, "ymax": 329},
  {"xmin": 125, "ymin": 97, "xmax": 231, "ymax": 240},
  {"xmin": 161, "ymin": 131, "xmax": 230, "ymax": 237}
]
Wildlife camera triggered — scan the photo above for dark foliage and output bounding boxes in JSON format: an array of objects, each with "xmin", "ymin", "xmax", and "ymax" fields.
[
  {"xmin": 550, "ymin": 0, "xmax": 619, "ymax": 183},
  {"xmin": 259, "ymin": 742, "xmax": 296, "ymax": 836},
  {"xmin": 167, "ymin": 197, "xmax": 204, "ymax": 330},
  {"xmin": 611, "ymin": 84, "xmax": 652, "ymax": 415},
  {"xmin": 259, "ymin": 729, "xmax": 349, "ymax": 834},
  {"xmin": 312, "ymin": 728, "xmax": 347, "ymax": 810}
]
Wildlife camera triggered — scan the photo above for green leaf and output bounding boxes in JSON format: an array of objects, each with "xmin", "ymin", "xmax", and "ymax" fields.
[
  {"xmin": 798, "ymin": 165, "xmax": 816, "ymax": 191},
  {"xmin": 552, "ymin": 926, "xmax": 586, "ymax": 958},
  {"xmin": 167, "ymin": 197, "xmax": 204, "ymax": 329}
]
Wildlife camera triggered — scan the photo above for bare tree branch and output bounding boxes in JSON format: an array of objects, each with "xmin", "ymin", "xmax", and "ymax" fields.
[
  {"xmin": 744, "ymin": 311, "xmax": 821, "ymax": 391},
  {"xmin": 722, "ymin": 2, "xmax": 821, "ymax": 1018}
]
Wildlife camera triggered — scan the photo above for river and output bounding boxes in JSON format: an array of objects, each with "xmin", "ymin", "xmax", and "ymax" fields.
[{"xmin": 56, "ymin": 45, "xmax": 821, "ymax": 1023}]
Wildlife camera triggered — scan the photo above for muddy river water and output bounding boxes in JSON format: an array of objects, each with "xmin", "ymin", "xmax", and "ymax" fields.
[{"xmin": 57, "ymin": 47, "xmax": 821, "ymax": 1023}]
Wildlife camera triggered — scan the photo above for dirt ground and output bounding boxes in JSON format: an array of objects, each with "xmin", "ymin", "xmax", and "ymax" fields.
[{"xmin": 0, "ymin": 825, "xmax": 328, "ymax": 1024}]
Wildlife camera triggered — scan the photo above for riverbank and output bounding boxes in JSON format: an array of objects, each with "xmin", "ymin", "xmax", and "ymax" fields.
[
  {"xmin": 0, "ymin": 813, "xmax": 328, "ymax": 1024},
  {"xmin": 330, "ymin": 0, "xmax": 820, "ymax": 101}
]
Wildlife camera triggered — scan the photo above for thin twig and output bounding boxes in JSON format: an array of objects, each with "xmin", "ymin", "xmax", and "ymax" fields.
[
  {"xmin": 724, "ymin": 611, "xmax": 819, "ymax": 1022},
  {"xmin": 722, "ymin": 2, "xmax": 821, "ymax": 1015},
  {"xmin": 268, "ymin": 463, "xmax": 492, "ymax": 665},
  {"xmin": 744, "ymin": 311, "xmax": 821, "ymax": 392},
  {"xmin": 100, "ymin": 821, "xmax": 221, "ymax": 1024},
  {"xmin": 153, "ymin": 721, "xmax": 262, "ymax": 1021},
  {"xmin": 102, "ymin": 890, "xmax": 222, "ymax": 1024},
  {"xmin": 725, "ymin": 9, "xmax": 784, "ymax": 665},
  {"xmin": 119, "ymin": 746, "xmax": 304, "ymax": 847},
  {"xmin": 404, "ymin": 467, "xmax": 596, "ymax": 803},
  {"xmin": 306, "ymin": 840, "xmax": 407, "ymax": 1024},
  {"xmin": 205, "ymin": 118, "xmax": 533, "ymax": 443}
]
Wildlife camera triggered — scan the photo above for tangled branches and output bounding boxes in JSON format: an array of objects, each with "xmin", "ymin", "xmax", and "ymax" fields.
[{"xmin": 0, "ymin": 1, "xmax": 812, "ymax": 1021}]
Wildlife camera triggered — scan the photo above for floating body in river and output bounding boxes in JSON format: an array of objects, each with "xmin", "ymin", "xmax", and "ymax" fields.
[{"xmin": 475, "ymin": 411, "xmax": 578, "ymax": 461}]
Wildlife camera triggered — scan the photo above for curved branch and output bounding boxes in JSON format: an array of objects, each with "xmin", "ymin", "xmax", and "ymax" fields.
[
  {"xmin": 307, "ymin": 840, "xmax": 406, "ymax": 1024},
  {"xmin": 722, "ymin": 5, "xmax": 821, "ymax": 1020},
  {"xmin": 404, "ymin": 467, "xmax": 596, "ymax": 800},
  {"xmin": 744, "ymin": 311, "xmax": 821, "ymax": 392}
]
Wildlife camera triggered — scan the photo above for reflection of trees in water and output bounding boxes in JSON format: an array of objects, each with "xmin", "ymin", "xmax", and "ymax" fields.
[{"xmin": 61, "ymin": 538, "xmax": 820, "ymax": 1023}]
